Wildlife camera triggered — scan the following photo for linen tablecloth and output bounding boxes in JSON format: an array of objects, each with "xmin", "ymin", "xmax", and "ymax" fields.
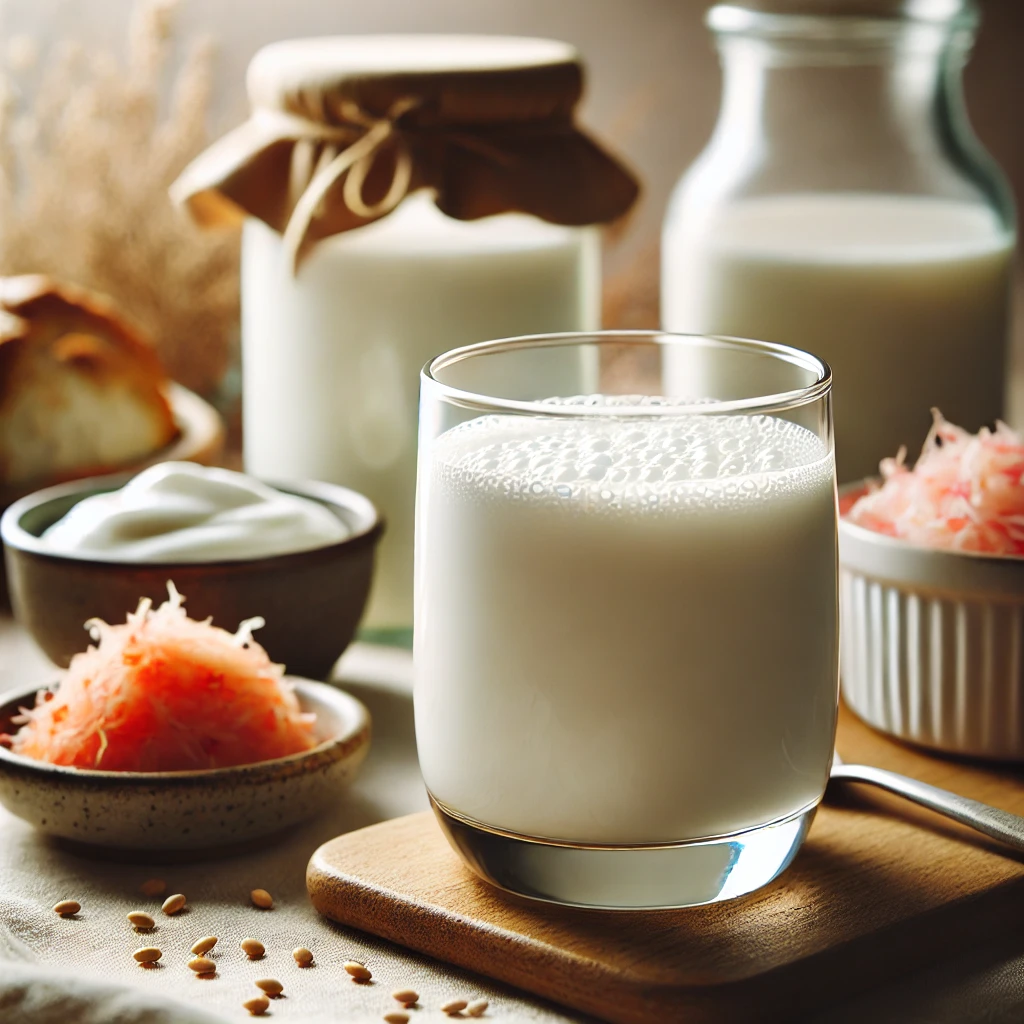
[
  {"xmin": 3, "ymin": 617, "xmax": 1024, "ymax": 1023},
  {"xmin": 0, "ymin": 624, "xmax": 587, "ymax": 1024}
]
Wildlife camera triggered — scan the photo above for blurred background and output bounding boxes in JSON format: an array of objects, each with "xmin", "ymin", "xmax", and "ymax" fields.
[{"xmin": 0, "ymin": 0, "xmax": 1021, "ymax": 414}]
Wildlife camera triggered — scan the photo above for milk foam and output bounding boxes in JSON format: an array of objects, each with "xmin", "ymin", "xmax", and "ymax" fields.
[{"xmin": 432, "ymin": 399, "xmax": 831, "ymax": 516}]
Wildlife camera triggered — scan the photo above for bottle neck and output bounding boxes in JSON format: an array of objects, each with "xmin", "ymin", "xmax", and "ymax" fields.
[{"xmin": 708, "ymin": 18, "xmax": 978, "ymax": 194}]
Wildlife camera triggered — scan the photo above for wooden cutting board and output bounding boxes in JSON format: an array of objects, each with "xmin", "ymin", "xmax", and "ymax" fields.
[{"xmin": 307, "ymin": 703, "xmax": 1024, "ymax": 1024}]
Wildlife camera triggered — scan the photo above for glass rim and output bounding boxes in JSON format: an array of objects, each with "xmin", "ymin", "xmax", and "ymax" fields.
[
  {"xmin": 707, "ymin": 2, "xmax": 977, "ymax": 39},
  {"xmin": 422, "ymin": 331, "xmax": 832, "ymax": 418}
]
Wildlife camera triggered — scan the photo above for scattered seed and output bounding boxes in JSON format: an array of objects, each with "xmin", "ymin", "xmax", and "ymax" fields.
[
  {"xmin": 188, "ymin": 956, "xmax": 216, "ymax": 974},
  {"xmin": 161, "ymin": 893, "xmax": 186, "ymax": 915},
  {"xmin": 343, "ymin": 959, "xmax": 372, "ymax": 982},
  {"xmin": 467, "ymin": 1001, "xmax": 489, "ymax": 1017},
  {"xmin": 53, "ymin": 900, "xmax": 80, "ymax": 916},
  {"xmin": 241, "ymin": 938, "xmax": 265, "ymax": 959},
  {"xmin": 392, "ymin": 989, "xmax": 419, "ymax": 1006},
  {"xmin": 127, "ymin": 911, "xmax": 155, "ymax": 930},
  {"xmin": 442, "ymin": 999, "xmax": 469, "ymax": 1015},
  {"xmin": 133, "ymin": 946, "xmax": 162, "ymax": 964},
  {"xmin": 384, "ymin": 1014, "xmax": 409, "ymax": 1024},
  {"xmin": 250, "ymin": 888, "xmax": 273, "ymax": 909},
  {"xmin": 243, "ymin": 995, "xmax": 270, "ymax": 1016},
  {"xmin": 140, "ymin": 878, "xmax": 166, "ymax": 897},
  {"xmin": 191, "ymin": 936, "xmax": 217, "ymax": 955},
  {"xmin": 292, "ymin": 946, "xmax": 314, "ymax": 966},
  {"xmin": 255, "ymin": 978, "xmax": 283, "ymax": 997}
]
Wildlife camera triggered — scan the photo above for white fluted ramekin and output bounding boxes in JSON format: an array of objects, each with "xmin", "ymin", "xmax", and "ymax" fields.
[{"xmin": 839, "ymin": 484, "xmax": 1024, "ymax": 761}]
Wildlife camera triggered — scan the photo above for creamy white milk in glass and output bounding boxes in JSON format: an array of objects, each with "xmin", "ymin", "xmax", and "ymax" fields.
[
  {"xmin": 663, "ymin": 2, "xmax": 1016, "ymax": 483},
  {"xmin": 415, "ymin": 332, "xmax": 838, "ymax": 908},
  {"xmin": 242, "ymin": 196, "xmax": 599, "ymax": 630},
  {"xmin": 416, "ymin": 407, "xmax": 838, "ymax": 845}
]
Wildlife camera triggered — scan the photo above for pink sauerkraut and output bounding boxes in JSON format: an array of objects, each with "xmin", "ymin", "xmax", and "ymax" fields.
[
  {"xmin": 5, "ymin": 584, "xmax": 317, "ymax": 771},
  {"xmin": 846, "ymin": 410, "xmax": 1024, "ymax": 556}
]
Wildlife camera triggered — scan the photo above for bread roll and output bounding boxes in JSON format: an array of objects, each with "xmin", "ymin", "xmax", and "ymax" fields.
[{"xmin": 0, "ymin": 275, "xmax": 177, "ymax": 487}]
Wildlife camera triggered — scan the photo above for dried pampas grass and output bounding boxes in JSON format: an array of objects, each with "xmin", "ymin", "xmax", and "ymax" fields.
[{"xmin": 0, "ymin": 0, "xmax": 239, "ymax": 397}]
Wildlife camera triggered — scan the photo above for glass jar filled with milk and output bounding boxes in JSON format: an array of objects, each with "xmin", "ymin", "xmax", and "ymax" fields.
[
  {"xmin": 663, "ymin": 0, "xmax": 1015, "ymax": 483},
  {"xmin": 172, "ymin": 36, "xmax": 639, "ymax": 636}
]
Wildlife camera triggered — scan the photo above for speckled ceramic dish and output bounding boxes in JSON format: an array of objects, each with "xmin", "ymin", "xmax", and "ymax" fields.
[{"xmin": 0, "ymin": 678, "xmax": 370, "ymax": 854}]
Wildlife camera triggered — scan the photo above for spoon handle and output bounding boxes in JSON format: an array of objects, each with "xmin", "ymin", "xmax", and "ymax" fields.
[{"xmin": 831, "ymin": 762, "xmax": 1024, "ymax": 853}]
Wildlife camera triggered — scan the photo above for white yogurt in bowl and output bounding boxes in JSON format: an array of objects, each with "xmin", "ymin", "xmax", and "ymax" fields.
[{"xmin": 40, "ymin": 462, "xmax": 350, "ymax": 562}]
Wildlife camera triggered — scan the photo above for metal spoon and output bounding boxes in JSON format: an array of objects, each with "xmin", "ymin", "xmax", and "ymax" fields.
[{"xmin": 830, "ymin": 752, "xmax": 1024, "ymax": 854}]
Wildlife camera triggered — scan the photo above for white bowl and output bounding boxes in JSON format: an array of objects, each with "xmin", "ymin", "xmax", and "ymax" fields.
[{"xmin": 839, "ymin": 482, "xmax": 1024, "ymax": 760}]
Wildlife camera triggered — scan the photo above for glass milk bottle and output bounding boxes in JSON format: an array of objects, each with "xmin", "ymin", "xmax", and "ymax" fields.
[
  {"xmin": 662, "ymin": 1, "xmax": 1015, "ymax": 483},
  {"xmin": 172, "ymin": 36, "xmax": 638, "ymax": 637}
]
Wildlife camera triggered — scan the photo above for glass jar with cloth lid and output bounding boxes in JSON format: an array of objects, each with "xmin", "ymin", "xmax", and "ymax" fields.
[
  {"xmin": 173, "ymin": 35, "xmax": 638, "ymax": 640},
  {"xmin": 662, "ymin": 0, "xmax": 1015, "ymax": 483}
]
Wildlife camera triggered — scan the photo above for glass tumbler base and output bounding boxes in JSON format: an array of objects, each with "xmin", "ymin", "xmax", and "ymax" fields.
[{"xmin": 429, "ymin": 794, "xmax": 817, "ymax": 910}]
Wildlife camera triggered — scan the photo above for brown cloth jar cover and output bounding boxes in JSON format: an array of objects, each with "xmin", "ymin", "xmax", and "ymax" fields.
[{"xmin": 171, "ymin": 35, "xmax": 640, "ymax": 268}]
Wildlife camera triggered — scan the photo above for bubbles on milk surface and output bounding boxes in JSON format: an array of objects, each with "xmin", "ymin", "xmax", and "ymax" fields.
[{"xmin": 432, "ymin": 396, "xmax": 832, "ymax": 515}]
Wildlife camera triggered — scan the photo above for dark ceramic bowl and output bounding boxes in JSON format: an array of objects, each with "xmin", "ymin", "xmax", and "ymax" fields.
[
  {"xmin": 0, "ymin": 678, "xmax": 370, "ymax": 853},
  {"xmin": 0, "ymin": 474, "xmax": 383, "ymax": 680}
]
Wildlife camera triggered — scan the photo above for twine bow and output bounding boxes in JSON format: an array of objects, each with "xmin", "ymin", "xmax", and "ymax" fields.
[{"xmin": 282, "ymin": 99, "xmax": 418, "ymax": 271}]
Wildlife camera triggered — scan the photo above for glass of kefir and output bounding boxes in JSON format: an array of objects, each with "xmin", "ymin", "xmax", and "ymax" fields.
[{"xmin": 415, "ymin": 331, "xmax": 839, "ymax": 909}]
